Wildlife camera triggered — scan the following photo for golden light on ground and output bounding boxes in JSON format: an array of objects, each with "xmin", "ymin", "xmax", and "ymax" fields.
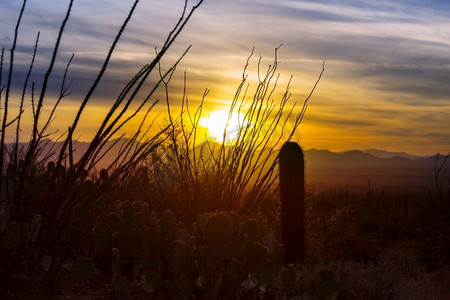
[{"xmin": 199, "ymin": 109, "xmax": 248, "ymax": 144}]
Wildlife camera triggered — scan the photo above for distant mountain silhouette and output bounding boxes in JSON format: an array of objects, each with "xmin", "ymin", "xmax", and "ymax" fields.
[
  {"xmin": 360, "ymin": 148, "xmax": 429, "ymax": 160},
  {"xmin": 8, "ymin": 140, "xmax": 448, "ymax": 188},
  {"xmin": 304, "ymin": 149, "xmax": 448, "ymax": 188},
  {"xmin": 306, "ymin": 149, "xmax": 377, "ymax": 168},
  {"xmin": 8, "ymin": 139, "xmax": 122, "ymax": 169},
  {"xmin": 304, "ymin": 149, "xmax": 436, "ymax": 169}
]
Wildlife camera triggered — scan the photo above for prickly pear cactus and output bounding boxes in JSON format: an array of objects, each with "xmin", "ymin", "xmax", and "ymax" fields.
[
  {"xmin": 240, "ymin": 218, "xmax": 258, "ymax": 240},
  {"xmin": 279, "ymin": 142, "xmax": 305, "ymax": 263},
  {"xmin": 93, "ymin": 209, "xmax": 284, "ymax": 298},
  {"xmin": 158, "ymin": 210, "xmax": 176, "ymax": 239},
  {"xmin": 308, "ymin": 269, "xmax": 337, "ymax": 300},
  {"xmin": 203, "ymin": 213, "xmax": 232, "ymax": 248}
]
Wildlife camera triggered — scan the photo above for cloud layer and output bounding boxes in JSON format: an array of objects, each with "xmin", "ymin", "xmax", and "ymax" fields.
[{"xmin": 1, "ymin": 0, "xmax": 449, "ymax": 154}]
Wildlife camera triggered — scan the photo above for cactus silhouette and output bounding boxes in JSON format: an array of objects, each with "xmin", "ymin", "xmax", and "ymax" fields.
[{"xmin": 279, "ymin": 142, "xmax": 305, "ymax": 263}]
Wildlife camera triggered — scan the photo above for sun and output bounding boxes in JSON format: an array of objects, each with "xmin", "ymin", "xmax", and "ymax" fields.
[{"xmin": 199, "ymin": 109, "xmax": 247, "ymax": 143}]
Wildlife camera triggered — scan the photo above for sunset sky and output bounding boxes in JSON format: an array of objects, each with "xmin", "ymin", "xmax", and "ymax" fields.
[{"xmin": 1, "ymin": 0, "xmax": 449, "ymax": 155}]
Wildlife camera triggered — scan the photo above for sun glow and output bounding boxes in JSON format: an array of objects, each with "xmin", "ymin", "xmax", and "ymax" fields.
[{"xmin": 199, "ymin": 109, "xmax": 248, "ymax": 143}]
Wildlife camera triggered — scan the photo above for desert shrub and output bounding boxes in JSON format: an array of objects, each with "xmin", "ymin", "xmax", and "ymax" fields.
[
  {"xmin": 115, "ymin": 48, "xmax": 325, "ymax": 222},
  {"xmin": 305, "ymin": 185, "xmax": 450, "ymax": 267},
  {"xmin": 0, "ymin": 0, "xmax": 204, "ymax": 295}
]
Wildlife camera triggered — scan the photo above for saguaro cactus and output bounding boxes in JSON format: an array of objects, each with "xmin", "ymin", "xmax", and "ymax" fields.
[{"xmin": 279, "ymin": 141, "xmax": 305, "ymax": 263}]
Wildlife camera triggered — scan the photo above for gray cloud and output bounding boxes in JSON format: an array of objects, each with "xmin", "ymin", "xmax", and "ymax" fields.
[{"xmin": 1, "ymin": 0, "xmax": 449, "ymax": 153}]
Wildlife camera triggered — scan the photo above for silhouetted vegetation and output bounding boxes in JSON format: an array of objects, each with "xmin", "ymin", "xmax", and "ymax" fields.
[
  {"xmin": 280, "ymin": 142, "xmax": 305, "ymax": 264},
  {"xmin": 0, "ymin": 0, "xmax": 449, "ymax": 299}
]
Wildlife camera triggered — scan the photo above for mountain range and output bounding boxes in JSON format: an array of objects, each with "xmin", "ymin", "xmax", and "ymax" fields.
[
  {"xmin": 360, "ymin": 148, "xmax": 430, "ymax": 160},
  {"xmin": 303, "ymin": 148, "xmax": 448, "ymax": 188},
  {"xmin": 304, "ymin": 148, "xmax": 437, "ymax": 169},
  {"xmin": 8, "ymin": 141, "xmax": 449, "ymax": 188}
]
